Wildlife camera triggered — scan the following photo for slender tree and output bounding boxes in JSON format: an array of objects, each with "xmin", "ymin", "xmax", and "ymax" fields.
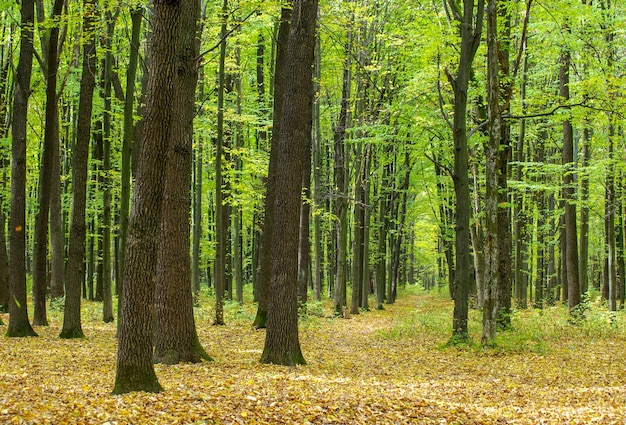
[
  {"xmin": 32, "ymin": 0, "xmax": 64, "ymax": 327},
  {"xmin": 445, "ymin": 0, "xmax": 485, "ymax": 343},
  {"xmin": 60, "ymin": 0, "xmax": 98, "ymax": 339},
  {"xmin": 7, "ymin": 0, "xmax": 37, "ymax": 338}
]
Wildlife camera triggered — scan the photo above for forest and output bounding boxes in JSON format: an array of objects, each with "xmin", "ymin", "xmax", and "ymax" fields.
[{"xmin": 1, "ymin": 0, "xmax": 626, "ymax": 422}]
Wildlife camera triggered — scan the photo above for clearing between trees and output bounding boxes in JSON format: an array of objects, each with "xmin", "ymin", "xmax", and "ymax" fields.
[{"xmin": 1, "ymin": 288, "xmax": 624, "ymax": 424}]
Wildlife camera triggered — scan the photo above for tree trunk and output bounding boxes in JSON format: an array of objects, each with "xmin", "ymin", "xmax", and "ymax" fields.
[
  {"xmin": 60, "ymin": 0, "xmax": 98, "ymax": 339},
  {"xmin": 260, "ymin": 0, "xmax": 317, "ymax": 366},
  {"xmin": 213, "ymin": 0, "xmax": 229, "ymax": 324},
  {"xmin": 101, "ymin": 11, "xmax": 117, "ymax": 324},
  {"xmin": 333, "ymin": 33, "xmax": 351, "ymax": 317},
  {"xmin": 481, "ymin": 0, "xmax": 500, "ymax": 346},
  {"xmin": 448, "ymin": 0, "xmax": 484, "ymax": 343},
  {"xmin": 154, "ymin": 0, "xmax": 210, "ymax": 364},
  {"xmin": 298, "ymin": 98, "xmax": 313, "ymax": 308},
  {"xmin": 0, "ymin": 206, "xmax": 9, "ymax": 312},
  {"xmin": 32, "ymin": 0, "xmax": 64, "ymax": 326},
  {"xmin": 350, "ymin": 144, "xmax": 364, "ymax": 315},
  {"xmin": 312, "ymin": 31, "xmax": 323, "ymax": 302},
  {"xmin": 559, "ymin": 36, "xmax": 581, "ymax": 316},
  {"xmin": 113, "ymin": 0, "xmax": 184, "ymax": 394},
  {"xmin": 118, "ymin": 6, "xmax": 143, "ymax": 323},
  {"xmin": 253, "ymin": 6, "xmax": 291, "ymax": 329},
  {"xmin": 361, "ymin": 147, "xmax": 371, "ymax": 311},
  {"xmin": 7, "ymin": 0, "xmax": 37, "ymax": 338}
]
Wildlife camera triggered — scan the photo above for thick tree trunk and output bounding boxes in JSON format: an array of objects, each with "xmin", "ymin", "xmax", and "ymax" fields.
[
  {"xmin": 7, "ymin": 0, "xmax": 37, "ymax": 338},
  {"xmin": 260, "ymin": 0, "xmax": 317, "ymax": 366},
  {"xmin": 154, "ymin": 0, "xmax": 210, "ymax": 364},
  {"xmin": 113, "ymin": 0, "xmax": 183, "ymax": 394},
  {"xmin": 253, "ymin": 6, "xmax": 291, "ymax": 329}
]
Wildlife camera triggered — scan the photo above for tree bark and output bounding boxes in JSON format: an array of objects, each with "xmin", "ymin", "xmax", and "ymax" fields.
[
  {"xmin": 60, "ymin": 0, "xmax": 98, "ymax": 339},
  {"xmin": 481, "ymin": 0, "xmax": 500, "ymax": 346},
  {"xmin": 118, "ymin": 6, "xmax": 143, "ymax": 324},
  {"xmin": 32, "ymin": 0, "xmax": 64, "ymax": 327},
  {"xmin": 253, "ymin": 6, "xmax": 292, "ymax": 330},
  {"xmin": 113, "ymin": 0, "xmax": 183, "ymax": 394},
  {"xmin": 154, "ymin": 0, "xmax": 210, "ymax": 365},
  {"xmin": 448, "ymin": 0, "xmax": 484, "ymax": 343},
  {"xmin": 559, "ymin": 35, "xmax": 581, "ymax": 316},
  {"xmin": 260, "ymin": 0, "xmax": 317, "ymax": 366},
  {"xmin": 7, "ymin": 0, "xmax": 37, "ymax": 338}
]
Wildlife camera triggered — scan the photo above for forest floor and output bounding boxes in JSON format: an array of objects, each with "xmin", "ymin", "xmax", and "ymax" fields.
[{"xmin": 1, "ymin": 287, "xmax": 626, "ymax": 424}]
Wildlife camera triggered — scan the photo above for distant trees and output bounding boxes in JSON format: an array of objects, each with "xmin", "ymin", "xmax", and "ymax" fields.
[{"xmin": 0, "ymin": 0, "xmax": 624, "ymax": 383}]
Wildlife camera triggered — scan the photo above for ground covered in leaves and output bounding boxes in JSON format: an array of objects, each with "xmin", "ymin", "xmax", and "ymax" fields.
[{"xmin": 1, "ymin": 288, "xmax": 626, "ymax": 424}]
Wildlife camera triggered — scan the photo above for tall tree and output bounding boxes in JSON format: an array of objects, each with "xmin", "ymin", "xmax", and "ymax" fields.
[
  {"xmin": 7, "ymin": 0, "xmax": 37, "ymax": 338},
  {"xmin": 445, "ymin": 0, "xmax": 484, "ymax": 343},
  {"xmin": 481, "ymin": 0, "xmax": 502, "ymax": 346},
  {"xmin": 213, "ymin": 0, "xmax": 229, "ymax": 325},
  {"xmin": 153, "ymin": 0, "xmax": 211, "ymax": 365},
  {"xmin": 118, "ymin": 6, "xmax": 143, "ymax": 323},
  {"xmin": 32, "ymin": 0, "xmax": 64, "ymax": 326},
  {"xmin": 559, "ymin": 22, "xmax": 581, "ymax": 316},
  {"xmin": 260, "ymin": 0, "xmax": 318, "ymax": 366},
  {"xmin": 113, "ymin": 0, "xmax": 184, "ymax": 394},
  {"xmin": 252, "ymin": 6, "xmax": 292, "ymax": 330},
  {"xmin": 60, "ymin": 0, "xmax": 98, "ymax": 339}
]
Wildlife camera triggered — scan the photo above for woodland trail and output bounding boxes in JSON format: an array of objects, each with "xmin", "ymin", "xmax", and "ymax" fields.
[{"xmin": 1, "ymin": 289, "xmax": 625, "ymax": 424}]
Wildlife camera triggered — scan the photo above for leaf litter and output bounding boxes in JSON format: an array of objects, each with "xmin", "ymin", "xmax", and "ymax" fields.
[{"xmin": 1, "ymin": 291, "xmax": 625, "ymax": 424}]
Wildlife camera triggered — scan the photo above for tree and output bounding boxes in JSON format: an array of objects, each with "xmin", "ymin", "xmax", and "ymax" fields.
[
  {"xmin": 113, "ymin": 0, "xmax": 184, "ymax": 394},
  {"xmin": 481, "ymin": 0, "xmax": 502, "ymax": 346},
  {"xmin": 252, "ymin": 5, "xmax": 292, "ymax": 330},
  {"xmin": 559, "ymin": 22, "xmax": 581, "ymax": 316},
  {"xmin": 118, "ymin": 5, "xmax": 143, "ymax": 324},
  {"xmin": 7, "ymin": 0, "xmax": 37, "ymax": 338},
  {"xmin": 32, "ymin": 0, "xmax": 64, "ymax": 327},
  {"xmin": 445, "ymin": 0, "xmax": 485, "ymax": 343},
  {"xmin": 60, "ymin": 0, "xmax": 98, "ymax": 340},
  {"xmin": 260, "ymin": 0, "xmax": 318, "ymax": 366},
  {"xmin": 153, "ymin": 0, "xmax": 210, "ymax": 365}
]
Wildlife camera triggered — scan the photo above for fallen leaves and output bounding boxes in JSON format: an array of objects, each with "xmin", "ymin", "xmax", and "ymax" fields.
[{"xmin": 1, "ymin": 291, "xmax": 625, "ymax": 424}]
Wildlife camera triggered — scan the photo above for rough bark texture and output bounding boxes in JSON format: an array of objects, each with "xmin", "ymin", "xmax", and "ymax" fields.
[
  {"xmin": 113, "ymin": 0, "xmax": 182, "ymax": 394},
  {"xmin": 32, "ymin": 0, "xmax": 64, "ymax": 327},
  {"xmin": 559, "ymin": 42, "xmax": 581, "ymax": 315},
  {"xmin": 481, "ymin": 0, "xmax": 500, "ymax": 346},
  {"xmin": 253, "ymin": 6, "xmax": 292, "ymax": 330},
  {"xmin": 213, "ymin": 0, "xmax": 228, "ymax": 325},
  {"xmin": 0, "ymin": 207, "xmax": 9, "ymax": 313},
  {"xmin": 118, "ymin": 7, "xmax": 143, "ymax": 321},
  {"xmin": 153, "ymin": 0, "xmax": 211, "ymax": 365},
  {"xmin": 60, "ymin": 0, "xmax": 98, "ymax": 339},
  {"xmin": 448, "ymin": 0, "xmax": 484, "ymax": 343},
  {"xmin": 260, "ymin": 0, "xmax": 318, "ymax": 366},
  {"xmin": 7, "ymin": 0, "xmax": 37, "ymax": 338}
]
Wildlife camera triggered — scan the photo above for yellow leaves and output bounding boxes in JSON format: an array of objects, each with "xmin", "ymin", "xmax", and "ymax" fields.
[{"xmin": 1, "ymin": 296, "xmax": 626, "ymax": 424}]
